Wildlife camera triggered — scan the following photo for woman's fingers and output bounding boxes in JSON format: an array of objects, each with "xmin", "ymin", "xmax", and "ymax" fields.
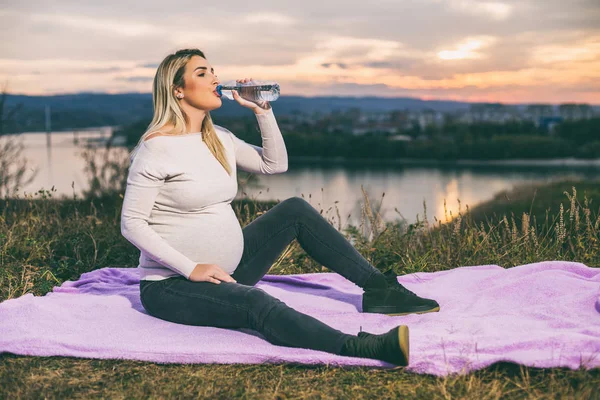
[
  {"xmin": 208, "ymin": 277, "xmax": 221, "ymax": 284},
  {"xmin": 211, "ymin": 266, "xmax": 237, "ymax": 283},
  {"xmin": 232, "ymin": 89, "xmax": 246, "ymax": 105},
  {"xmin": 216, "ymin": 270, "xmax": 237, "ymax": 283}
]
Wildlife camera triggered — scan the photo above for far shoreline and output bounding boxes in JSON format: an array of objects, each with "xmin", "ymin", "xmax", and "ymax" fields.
[
  {"xmin": 288, "ymin": 156, "xmax": 600, "ymax": 169},
  {"xmin": 5, "ymin": 130, "xmax": 600, "ymax": 169}
]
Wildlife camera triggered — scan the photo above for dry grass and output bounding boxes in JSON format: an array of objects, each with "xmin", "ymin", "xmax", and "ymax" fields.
[
  {"xmin": 1, "ymin": 174, "xmax": 599, "ymax": 398},
  {"xmin": 1, "ymin": 356, "xmax": 598, "ymax": 399}
]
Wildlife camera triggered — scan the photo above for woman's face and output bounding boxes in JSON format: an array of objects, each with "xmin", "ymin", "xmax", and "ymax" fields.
[{"xmin": 177, "ymin": 55, "xmax": 222, "ymax": 111}]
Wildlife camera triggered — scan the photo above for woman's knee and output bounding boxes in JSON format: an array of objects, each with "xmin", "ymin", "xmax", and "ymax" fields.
[{"xmin": 277, "ymin": 196, "xmax": 316, "ymax": 216}]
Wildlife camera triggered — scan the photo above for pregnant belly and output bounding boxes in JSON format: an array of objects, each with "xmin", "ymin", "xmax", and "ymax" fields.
[{"xmin": 151, "ymin": 204, "xmax": 245, "ymax": 274}]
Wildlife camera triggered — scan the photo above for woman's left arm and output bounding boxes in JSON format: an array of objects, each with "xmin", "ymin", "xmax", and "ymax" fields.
[
  {"xmin": 226, "ymin": 107, "xmax": 288, "ymax": 174},
  {"xmin": 228, "ymin": 78, "xmax": 288, "ymax": 174}
]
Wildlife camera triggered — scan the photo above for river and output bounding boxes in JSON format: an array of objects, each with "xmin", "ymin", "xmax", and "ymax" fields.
[{"xmin": 5, "ymin": 128, "xmax": 598, "ymax": 229}]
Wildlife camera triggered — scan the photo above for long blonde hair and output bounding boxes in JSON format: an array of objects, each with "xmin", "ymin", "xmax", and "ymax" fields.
[{"xmin": 128, "ymin": 48, "xmax": 232, "ymax": 176}]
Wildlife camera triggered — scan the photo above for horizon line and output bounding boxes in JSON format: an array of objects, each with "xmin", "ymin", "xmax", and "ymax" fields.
[{"xmin": 4, "ymin": 91, "xmax": 600, "ymax": 107}]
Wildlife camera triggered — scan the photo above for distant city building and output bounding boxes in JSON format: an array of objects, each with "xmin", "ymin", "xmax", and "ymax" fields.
[
  {"xmin": 281, "ymin": 101, "xmax": 596, "ymax": 138},
  {"xmin": 358, "ymin": 112, "xmax": 388, "ymax": 124},
  {"xmin": 461, "ymin": 103, "xmax": 520, "ymax": 123},
  {"xmin": 558, "ymin": 103, "xmax": 595, "ymax": 120},
  {"xmin": 387, "ymin": 134, "xmax": 413, "ymax": 141},
  {"xmin": 417, "ymin": 109, "xmax": 444, "ymax": 129},
  {"xmin": 524, "ymin": 104, "xmax": 555, "ymax": 122},
  {"xmin": 538, "ymin": 116, "xmax": 563, "ymax": 134},
  {"xmin": 352, "ymin": 123, "xmax": 398, "ymax": 135}
]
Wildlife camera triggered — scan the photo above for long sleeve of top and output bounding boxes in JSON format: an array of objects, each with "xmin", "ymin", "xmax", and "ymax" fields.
[{"xmin": 120, "ymin": 108, "xmax": 288, "ymax": 281}]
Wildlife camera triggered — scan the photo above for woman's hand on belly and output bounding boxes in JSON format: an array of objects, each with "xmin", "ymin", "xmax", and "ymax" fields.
[{"xmin": 189, "ymin": 263, "xmax": 237, "ymax": 284}]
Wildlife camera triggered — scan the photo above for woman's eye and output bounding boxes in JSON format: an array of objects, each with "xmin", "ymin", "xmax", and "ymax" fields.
[{"xmin": 199, "ymin": 73, "xmax": 205, "ymax": 77}]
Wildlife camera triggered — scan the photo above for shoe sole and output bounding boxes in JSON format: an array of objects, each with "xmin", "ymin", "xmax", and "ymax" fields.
[
  {"xmin": 364, "ymin": 305, "xmax": 440, "ymax": 316},
  {"xmin": 387, "ymin": 306, "xmax": 440, "ymax": 316},
  {"xmin": 398, "ymin": 325, "xmax": 410, "ymax": 366}
]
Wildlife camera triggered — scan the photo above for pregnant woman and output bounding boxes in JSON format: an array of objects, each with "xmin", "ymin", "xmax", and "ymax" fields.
[{"xmin": 121, "ymin": 48, "xmax": 440, "ymax": 367}]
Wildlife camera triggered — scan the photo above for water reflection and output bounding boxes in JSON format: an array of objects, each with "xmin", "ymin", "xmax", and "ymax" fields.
[{"xmin": 239, "ymin": 162, "xmax": 596, "ymax": 229}]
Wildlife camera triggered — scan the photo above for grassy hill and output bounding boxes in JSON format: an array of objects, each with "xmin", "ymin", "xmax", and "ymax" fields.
[{"xmin": 0, "ymin": 178, "xmax": 598, "ymax": 397}]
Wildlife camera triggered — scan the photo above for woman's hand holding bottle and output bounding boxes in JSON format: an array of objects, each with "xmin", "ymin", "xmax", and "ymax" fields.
[
  {"xmin": 231, "ymin": 77, "xmax": 271, "ymax": 113},
  {"xmin": 189, "ymin": 263, "xmax": 237, "ymax": 284}
]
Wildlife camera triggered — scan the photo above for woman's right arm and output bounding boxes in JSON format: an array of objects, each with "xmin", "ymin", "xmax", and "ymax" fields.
[
  {"xmin": 121, "ymin": 143, "xmax": 237, "ymax": 284},
  {"xmin": 120, "ymin": 144, "xmax": 198, "ymax": 279}
]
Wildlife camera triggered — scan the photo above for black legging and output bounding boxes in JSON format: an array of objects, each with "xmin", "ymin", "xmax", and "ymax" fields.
[{"xmin": 139, "ymin": 196, "xmax": 386, "ymax": 355}]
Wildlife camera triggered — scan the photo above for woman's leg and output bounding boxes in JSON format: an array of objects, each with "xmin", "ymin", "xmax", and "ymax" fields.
[
  {"xmin": 231, "ymin": 196, "xmax": 386, "ymax": 287},
  {"xmin": 139, "ymin": 277, "xmax": 353, "ymax": 355}
]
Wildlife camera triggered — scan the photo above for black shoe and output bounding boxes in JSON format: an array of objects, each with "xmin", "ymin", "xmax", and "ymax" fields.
[
  {"xmin": 362, "ymin": 270, "xmax": 440, "ymax": 316},
  {"xmin": 340, "ymin": 325, "xmax": 410, "ymax": 366}
]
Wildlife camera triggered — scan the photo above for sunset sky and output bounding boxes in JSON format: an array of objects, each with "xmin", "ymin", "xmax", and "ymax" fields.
[{"xmin": 2, "ymin": 0, "xmax": 599, "ymax": 104}]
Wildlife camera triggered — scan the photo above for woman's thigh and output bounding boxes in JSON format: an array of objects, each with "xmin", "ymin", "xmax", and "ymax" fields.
[
  {"xmin": 140, "ymin": 277, "xmax": 259, "ymax": 329},
  {"xmin": 232, "ymin": 197, "xmax": 311, "ymax": 286}
]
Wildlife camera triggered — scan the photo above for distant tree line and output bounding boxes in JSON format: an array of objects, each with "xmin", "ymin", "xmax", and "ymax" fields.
[
  {"xmin": 115, "ymin": 115, "xmax": 599, "ymax": 161},
  {"xmin": 4, "ymin": 91, "xmax": 597, "ymax": 161}
]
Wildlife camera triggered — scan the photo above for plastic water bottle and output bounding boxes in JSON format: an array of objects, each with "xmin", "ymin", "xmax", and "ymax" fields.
[{"xmin": 216, "ymin": 80, "xmax": 280, "ymax": 102}]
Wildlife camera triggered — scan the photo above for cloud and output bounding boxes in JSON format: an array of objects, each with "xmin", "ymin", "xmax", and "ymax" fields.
[
  {"xmin": 2, "ymin": 9, "xmax": 156, "ymax": 37},
  {"xmin": 0, "ymin": 0, "xmax": 598, "ymax": 103},
  {"xmin": 139, "ymin": 63, "xmax": 160, "ymax": 69},
  {"xmin": 437, "ymin": 36, "xmax": 498, "ymax": 60},
  {"xmin": 82, "ymin": 67, "xmax": 127, "ymax": 74},
  {"xmin": 321, "ymin": 63, "xmax": 349, "ymax": 69},
  {"xmin": 115, "ymin": 76, "xmax": 154, "ymax": 82},
  {"xmin": 313, "ymin": 36, "xmax": 414, "ymax": 63},
  {"xmin": 243, "ymin": 12, "xmax": 297, "ymax": 26},
  {"xmin": 448, "ymin": 0, "xmax": 513, "ymax": 20},
  {"xmin": 532, "ymin": 35, "xmax": 600, "ymax": 64}
]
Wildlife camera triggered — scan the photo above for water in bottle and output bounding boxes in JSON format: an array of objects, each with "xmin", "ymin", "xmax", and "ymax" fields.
[{"xmin": 216, "ymin": 80, "xmax": 280, "ymax": 102}]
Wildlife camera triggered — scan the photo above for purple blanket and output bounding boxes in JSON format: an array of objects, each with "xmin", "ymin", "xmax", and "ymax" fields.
[{"xmin": 1, "ymin": 261, "xmax": 599, "ymax": 376}]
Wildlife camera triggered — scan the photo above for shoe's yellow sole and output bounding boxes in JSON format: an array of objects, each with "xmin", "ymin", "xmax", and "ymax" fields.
[
  {"xmin": 398, "ymin": 325, "xmax": 410, "ymax": 366},
  {"xmin": 386, "ymin": 306, "xmax": 440, "ymax": 316}
]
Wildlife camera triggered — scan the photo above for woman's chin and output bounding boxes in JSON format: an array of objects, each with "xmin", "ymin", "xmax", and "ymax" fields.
[{"xmin": 210, "ymin": 99, "xmax": 222, "ymax": 110}]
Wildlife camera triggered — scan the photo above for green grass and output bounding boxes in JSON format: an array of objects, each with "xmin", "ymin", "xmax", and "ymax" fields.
[{"xmin": 1, "ymin": 178, "xmax": 599, "ymax": 398}]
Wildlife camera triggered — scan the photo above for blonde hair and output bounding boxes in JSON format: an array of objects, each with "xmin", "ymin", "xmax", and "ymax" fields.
[{"xmin": 128, "ymin": 48, "xmax": 232, "ymax": 176}]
